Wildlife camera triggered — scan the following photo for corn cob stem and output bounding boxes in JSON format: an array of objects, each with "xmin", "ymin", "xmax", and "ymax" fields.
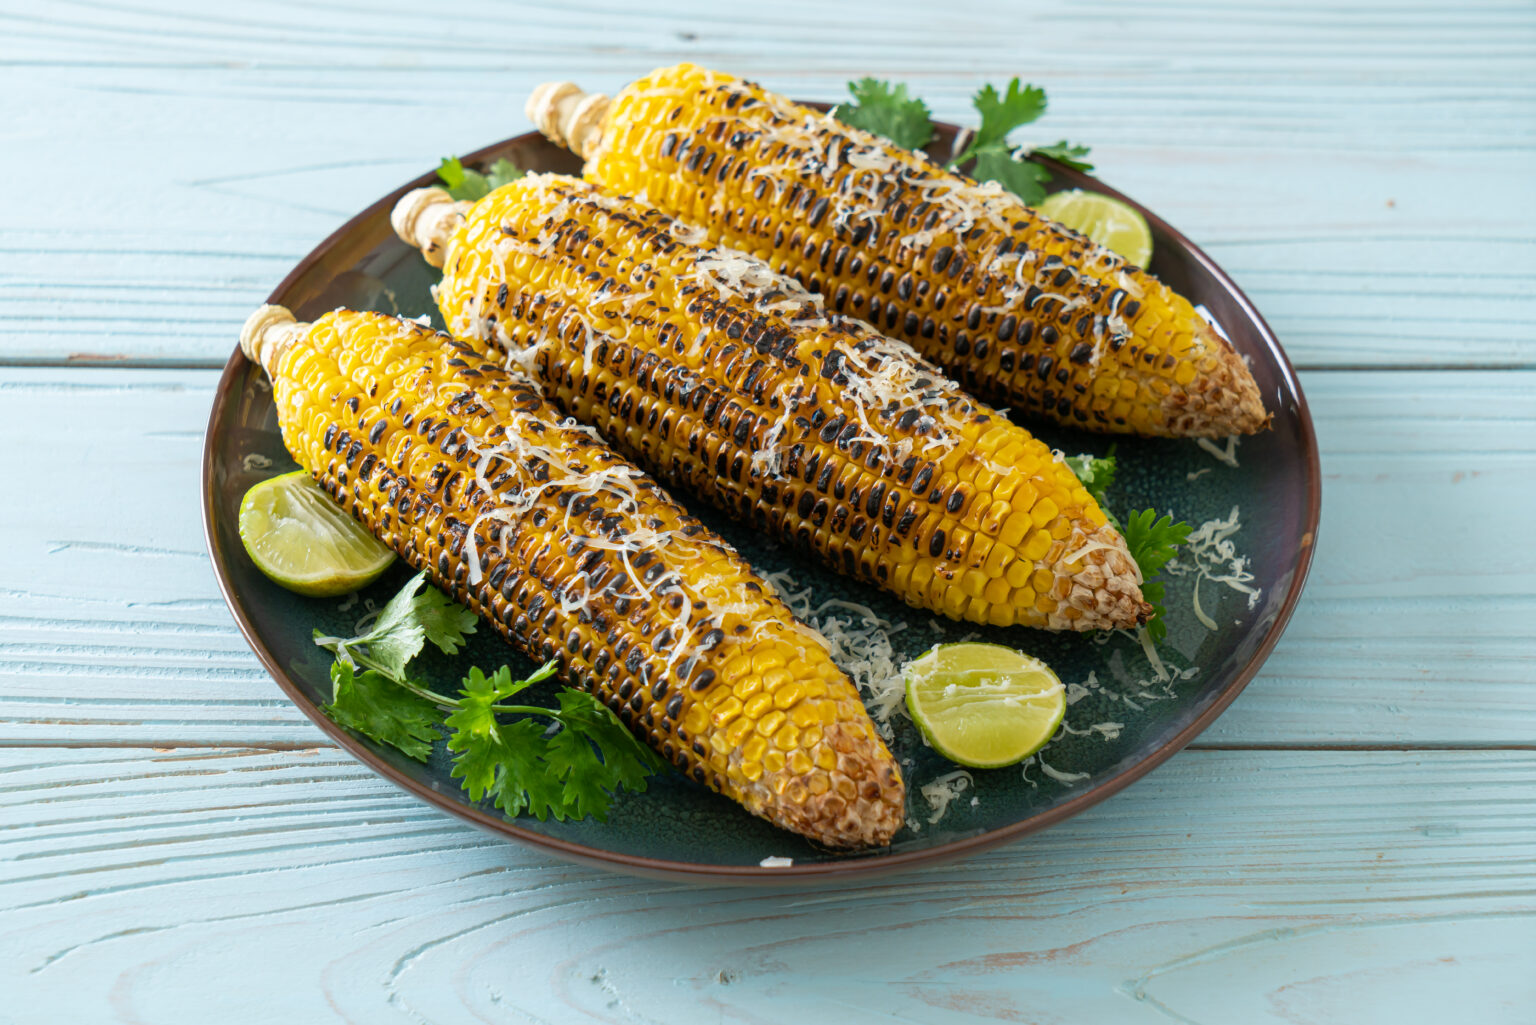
[
  {"xmin": 531, "ymin": 67, "xmax": 1270, "ymax": 439},
  {"xmin": 526, "ymin": 81, "xmax": 611, "ymax": 158},
  {"xmin": 240, "ymin": 304, "xmax": 905, "ymax": 848},
  {"xmin": 394, "ymin": 176, "xmax": 1151, "ymax": 631}
]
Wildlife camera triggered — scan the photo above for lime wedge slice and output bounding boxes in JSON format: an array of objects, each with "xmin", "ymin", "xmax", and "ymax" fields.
[
  {"xmin": 904, "ymin": 643, "xmax": 1066, "ymax": 768},
  {"xmin": 238, "ymin": 470, "xmax": 394, "ymax": 597},
  {"xmin": 1035, "ymin": 189, "xmax": 1154, "ymax": 267}
]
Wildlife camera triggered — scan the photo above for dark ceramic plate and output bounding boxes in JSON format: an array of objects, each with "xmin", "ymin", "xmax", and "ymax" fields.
[{"xmin": 203, "ymin": 117, "xmax": 1319, "ymax": 882}]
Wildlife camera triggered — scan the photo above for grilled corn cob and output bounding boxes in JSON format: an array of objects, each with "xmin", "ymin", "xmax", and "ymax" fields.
[
  {"xmin": 528, "ymin": 64, "xmax": 1269, "ymax": 438},
  {"xmin": 392, "ymin": 176, "xmax": 1150, "ymax": 631},
  {"xmin": 238, "ymin": 304, "xmax": 904, "ymax": 848}
]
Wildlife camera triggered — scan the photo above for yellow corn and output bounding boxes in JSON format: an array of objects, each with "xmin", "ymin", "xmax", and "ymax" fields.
[
  {"xmin": 394, "ymin": 177, "xmax": 1150, "ymax": 631},
  {"xmin": 530, "ymin": 63, "xmax": 1269, "ymax": 438},
  {"xmin": 238, "ymin": 305, "xmax": 904, "ymax": 848}
]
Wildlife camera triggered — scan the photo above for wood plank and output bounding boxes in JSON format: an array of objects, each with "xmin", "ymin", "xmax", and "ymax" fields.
[
  {"xmin": 1, "ymin": 0, "xmax": 1531, "ymax": 367},
  {"xmin": 1, "ymin": 746, "xmax": 1531, "ymax": 1023},
  {"xmin": 0, "ymin": 366, "xmax": 1531, "ymax": 748}
]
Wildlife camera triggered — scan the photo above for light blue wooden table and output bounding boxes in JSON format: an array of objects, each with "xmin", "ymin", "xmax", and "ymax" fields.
[{"xmin": 2, "ymin": 1, "xmax": 1533, "ymax": 1021}]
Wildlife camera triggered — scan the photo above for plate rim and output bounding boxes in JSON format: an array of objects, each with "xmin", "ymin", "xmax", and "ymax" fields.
[{"xmin": 201, "ymin": 121, "xmax": 1322, "ymax": 883}]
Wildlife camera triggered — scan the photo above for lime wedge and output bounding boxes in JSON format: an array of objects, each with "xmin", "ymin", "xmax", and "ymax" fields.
[
  {"xmin": 238, "ymin": 470, "xmax": 394, "ymax": 597},
  {"xmin": 904, "ymin": 643, "xmax": 1066, "ymax": 768},
  {"xmin": 1035, "ymin": 189, "xmax": 1154, "ymax": 267}
]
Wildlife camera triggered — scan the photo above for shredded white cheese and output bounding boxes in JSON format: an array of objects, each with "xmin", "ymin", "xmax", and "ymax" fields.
[
  {"xmin": 1196, "ymin": 435, "xmax": 1241, "ymax": 468},
  {"xmin": 1164, "ymin": 505, "xmax": 1262, "ymax": 631},
  {"xmin": 920, "ymin": 769, "xmax": 974, "ymax": 824}
]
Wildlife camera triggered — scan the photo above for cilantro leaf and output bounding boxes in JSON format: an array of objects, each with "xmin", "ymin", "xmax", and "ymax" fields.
[
  {"xmin": 414, "ymin": 585, "xmax": 479, "ymax": 656},
  {"xmin": 1122, "ymin": 509, "xmax": 1193, "ymax": 643},
  {"xmin": 447, "ymin": 666, "xmax": 650, "ymax": 821},
  {"xmin": 484, "ymin": 157, "xmax": 525, "ymax": 190},
  {"xmin": 438, "ymin": 156, "xmax": 523, "ymax": 202},
  {"xmin": 314, "ymin": 574, "xmax": 654, "ymax": 823},
  {"xmin": 357, "ymin": 571, "xmax": 432, "ymax": 676},
  {"xmin": 834, "ymin": 78, "xmax": 934, "ymax": 150},
  {"xmin": 972, "ymin": 149, "xmax": 1052, "ymax": 205},
  {"xmin": 545, "ymin": 690, "xmax": 659, "ymax": 821},
  {"xmin": 1064, "ymin": 447, "xmax": 1120, "ymax": 529},
  {"xmin": 953, "ymin": 79, "xmax": 1047, "ymax": 165},
  {"xmin": 1030, "ymin": 140, "xmax": 1094, "ymax": 173},
  {"xmin": 437, "ymin": 157, "xmax": 490, "ymax": 201},
  {"xmin": 323, "ymin": 662, "xmax": 443, "ymax": 761}
]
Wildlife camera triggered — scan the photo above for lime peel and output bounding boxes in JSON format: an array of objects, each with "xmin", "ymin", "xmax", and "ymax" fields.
[
  {"xmin": 1035, "ymin": 188, "xmax": 1154, "ymax": 267},
  {"xmin": 904, "ymin": 642, "xmax": 1067, "ymax": 769},
  {"xmin": 239, "ymin": 470, "xmax": 394, "ymax": 597}
]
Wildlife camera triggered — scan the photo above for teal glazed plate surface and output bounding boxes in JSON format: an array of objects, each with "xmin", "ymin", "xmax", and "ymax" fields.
[{"xmin": 202, "ymin": 119, "xmax": 1320, "ymax": 883}]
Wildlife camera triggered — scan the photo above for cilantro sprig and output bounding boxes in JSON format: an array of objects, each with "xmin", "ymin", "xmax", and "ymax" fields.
[
  {"xmin": 833, "ymin": 77, "xmax": 1093, "ymax": 205},
  {"xmin": 833, "ymin": 78, "xmax": 934, "ymax": 151},
  {"xmin": 436, "ymin": 156, "xmax": 525, "ymax": 202},
  {"xmin": 1065, "ymin": 452, "xmax": 1191, "ymax": 643},
  {"xmin": 315, "ymin": 572, "xmax": 662, "ymax": 822},
  {"xmin": 1121, "ymin": 509, "xmax": 1192, "ymax": 644}
]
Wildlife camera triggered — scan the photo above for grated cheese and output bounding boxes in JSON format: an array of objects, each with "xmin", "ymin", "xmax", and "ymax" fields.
[
  {"xmin": 1165, "ymin": 505, "xmax": 1262, "ymax": 631},
  {"xmin": 920, "ymin": 770, "xmax": 974, "ymax": 824},
  {"xmin": 1196, "ymin": 435, "xmax": 1241, "ymax": 468}
]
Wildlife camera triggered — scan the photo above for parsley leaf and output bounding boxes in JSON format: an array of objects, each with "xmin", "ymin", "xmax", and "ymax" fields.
[
  {"xmin": 445, "ymin": 666, "xmax": 563, "ymax": 818},
  {"xmin": 446, "ymin": 667, "xmax": 655, "ymax": 822},
  {"xmin": 1065, "ymin": 453, "xmax": 1191, "ymax": 642},
  {"xmin": 329, "ymin": 570, "xmax": 477, "ymax": 678},
  {"xmin": 436, "ymin": 156, "xmax": 524, "ymax": 202},
  {"xmin": 972, "ymin": 149, "xmax": 1052, "ymax": 206},
  {"xmin": 955, "ymin": 79, "xmax": 1047, "ymax": 164},
  {"xmin": 323, "ymin": 661, "xmax": 442, "ymax": 762},
  {"xmin": 1031, "ymin": 140, "xmax": 1094, "ymax": 173},
  {"xmin": 315, "ymin": 574, "xmax": 654, "ymax": 822},
  {"xmin": 1121, "ymin": 509, "xmax": 1193, "ymax": 643},
  {"xmin": 1063, "ymin": 446, "xmax": 1118, "ymax": 520},
  {"xmin": 939, "ymin": 78, "xmax": 1092, "ymax": 205},
  {"xmin": 834, "ymin": 78, "xmax": 935, "ymax": 150},
  {"xmin": 484, "ymin": 157, "xmax": 525, "ymax": 190}
]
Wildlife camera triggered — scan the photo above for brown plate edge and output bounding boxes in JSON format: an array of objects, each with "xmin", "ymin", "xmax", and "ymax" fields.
[{"xmin": 200, "ymin": 123, "xmax": 1322, "ymax": 885}]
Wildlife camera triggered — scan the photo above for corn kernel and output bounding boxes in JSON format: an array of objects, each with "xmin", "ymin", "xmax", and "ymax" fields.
[
  {"xmin": 742, "ymin": 692, "xmax": 772, "ymax": 721},
  {"xmin": 773, "ymin": 681, "xmax": 806, "ymax": 710},
  {"xmin": 1022, "ymin": 529, "xmax": 1052, "ymax": 562}
]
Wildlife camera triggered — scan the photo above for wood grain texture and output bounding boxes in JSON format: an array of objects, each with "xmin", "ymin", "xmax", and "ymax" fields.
[
  {"xmin": 0, "ymin": 0, "xmax": 1531, "ymax": 367},
  {"xmin": 2, "ymin": 746, "xmax": 1532, "ymax": 1023},
  {"xmin": 1, "ymin": 366, "xmax": 1531, "ymax": 748}
]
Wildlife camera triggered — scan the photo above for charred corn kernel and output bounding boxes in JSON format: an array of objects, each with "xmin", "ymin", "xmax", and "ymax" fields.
[
  {"xmin": 238, "ymin": 304, "xmax": 903, "ymax": 850},
  {"xmin": 533, "ymin": 64, "xmax": 1269, "ymax": 438},
  {"xmin": 394, "ymin": 177, "xmax": 1148, "ymax": 631}
]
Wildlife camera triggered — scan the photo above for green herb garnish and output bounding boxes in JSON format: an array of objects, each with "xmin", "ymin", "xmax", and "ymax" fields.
[
  {"xmin": 315, "ymin": 572, "xmax": 661, "ymax": 821},
  {"xmin": 833, "ymin": 78, "xmax": 935, "ymax": 150},
  {"xmin": 1065, "ymin": 451, "xmax": 1191, "ymax": 643},
  {"xmin": 832, "ymin": 77, "xmax": 1092, "ymax": 205},
  {"xmin": 1121, "ymin": 509, "xmax": 1192, "ymax": 644},
  {"xmin": 436, "ymin": 156, "xmax": 525, "ymax": 202}
]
